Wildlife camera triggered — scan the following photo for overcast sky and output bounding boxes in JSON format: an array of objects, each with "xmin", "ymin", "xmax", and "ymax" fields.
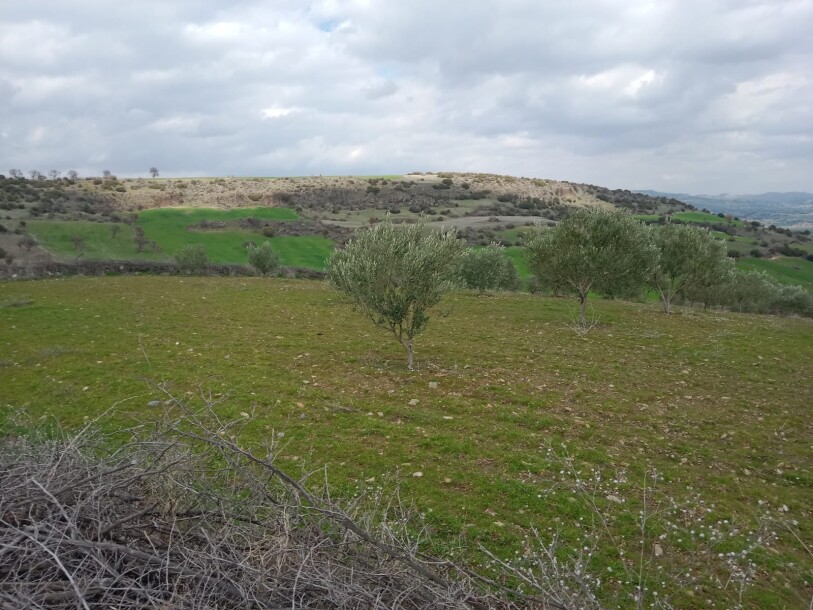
[{"xmin": 1, "ymin": 1, "xmax": 811, "ymax": 193}]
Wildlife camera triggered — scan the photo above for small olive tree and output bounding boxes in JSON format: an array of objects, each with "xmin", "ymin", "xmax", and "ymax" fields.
[
  {"xmin": 326, "ymin": 218, "xmax": 464, "ymax": 370},
  {"xmin": 174, "ymin": 244, "xmax": 208, "ymax": 274},
  {"xmin": 650, "ymin": 223, "xmax": 733, "ymax": 314},
  {"xmin": 460, "ymin": 243, "xmax": 507, "ymax": 293},
  {"xmin": 247, "ymin": 241, "xmax": 281, "ymax": 276},
  {"xmin": 525, "ymin": 209, "xmax": 656, "ymax": 325}
]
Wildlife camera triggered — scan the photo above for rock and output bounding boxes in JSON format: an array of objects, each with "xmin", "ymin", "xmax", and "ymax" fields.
[
  {"xmin": 654, "ymin": 544, "xmax": 664, "ymax": 557},
  {"xmin": 743, "ymin": 468, "xmax": 751, "ymax": 476},
  {"xmin": 442, "ymin": 416, "xmax": 454, "ymax": 420},
  {"xmin": 443, "ymin": 477, "xmax": 452, "ymax": 483},
  {"xmin": 779, "ymin": 504, "xmax": 789, "ymax": 512},
  {"xmin": 429, "ymin": 381, "xmax": 438, "ymax": 389},
  {"xmin": 493, "ymin": 521, "xmax": 505, "ymax": 527},
  {"xmin": 408, "ymin": 399, "xmax": 419, "ymax": 406},
  {"xmin": 412, "ymin": 471, "xmax": 423, "ymax": 477},
  {"xmin": 147, "ymin": 400, "xmax": 161, "ymax": 407},
  {"xmin": 606, "ymin": 495, "xmax": 623, "ymax": 504},
  {"xmin": 240, "ymin": 411, "xmax": 250, "ymax": 418}
]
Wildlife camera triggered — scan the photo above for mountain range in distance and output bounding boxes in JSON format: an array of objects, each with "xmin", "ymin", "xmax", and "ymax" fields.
[{"xmin": 635, "ymin": 190, "xmax": 813, "ymax": 229}]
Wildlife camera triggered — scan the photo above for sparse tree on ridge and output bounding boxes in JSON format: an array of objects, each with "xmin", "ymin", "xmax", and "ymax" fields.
[
  {"xmin": 150, "ymin": 167, "xmax": 159, "ymax": 178},
  {"xmin": 649, "ymin": 222, "xmax": 734, "ymax": 314},
  {"xmin": 28, "ymin": 170, "xmax": 40, "ymax": 180},
  {"xmin": 525, "ymin": 209, "xmax": 657, "ymax": 326},
  {"xmin": 8, "ymin": 169, "xmax": 22, "ymax": 179},
  {"xmin": 247, "ymin": 241, "xmax": 281, "ymax": 276},
  {"xmin": 47, "ymin": 170, "xmax": 61, "ymax": 180},
  {"xmin": 326, "ymin": 217, "xmax": 464, "ymax": 370},
  {"xmin": 67, "ymin": 170, "xmax": 79, "ymax": 180},
  {"xmin": 102, "ymin": 170, "xmax": 112, "ymax": 179}
]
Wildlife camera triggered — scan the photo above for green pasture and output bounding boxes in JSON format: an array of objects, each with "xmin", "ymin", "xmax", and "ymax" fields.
[{"xmin": 1, "ymin": 276, "xmax": 811, "ymax": 607}]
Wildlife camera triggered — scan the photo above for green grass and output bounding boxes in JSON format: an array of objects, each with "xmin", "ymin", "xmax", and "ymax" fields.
[
  {"xmin": 27, "ymin": 220, "xmax": 167, "ymax": 262},
  {"xmin": 267, "ymin": 236, "xmax": 334, "ymax": 269},
  {"xmin": 504, "ymin": 246, "xmax": 529, "ymax": 278},
  {"xmin": 673, "ymin": 211, "xmax": 745, "ymax": 227},
  {"xmin": 738, "ymin": 256, "xmax": 813, "ymax": 290},
  {"xmin": 1, "ymin": 276, "xmax": 810, "ymax": 607},
  {"xmin": 28, "ymin": 208, "xmax": 334, "ymax": 270}
]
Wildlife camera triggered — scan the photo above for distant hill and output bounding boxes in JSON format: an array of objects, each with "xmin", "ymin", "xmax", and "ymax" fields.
[{"xmin": 636, "ymin": 190, "xmax": 813, "ymax": 228}]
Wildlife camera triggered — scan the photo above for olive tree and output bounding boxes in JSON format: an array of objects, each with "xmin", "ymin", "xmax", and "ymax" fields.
[
  {"xmin": 650, "ymin": 223, "xmax": 733, "ymax": 314},
  {"xmin": 174, "ymin": 244, "xmax": 208, "ymax": 274},
  {"xmin": 247, "ymin": 241, "xmax": 281, "ymax": 276},
  {"xmin": 326, "ymin": 218, "xmax": 464, "ymax": 370},
  {"xmin": 460, "ymin": 243, "xmax": 507, "ymax": 293},
  {"xmin": 525, "ymin": 209, "xmax": 656, "ymax": 325}
]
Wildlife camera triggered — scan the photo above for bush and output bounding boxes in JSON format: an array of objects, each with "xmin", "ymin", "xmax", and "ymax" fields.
[
  {"xmin": 247, "ymin": 241, "xmax": 281, "ymax": 276},
  {"xmin": 174, "ymin": 244, "xmax": 208, "ymax": 274}
]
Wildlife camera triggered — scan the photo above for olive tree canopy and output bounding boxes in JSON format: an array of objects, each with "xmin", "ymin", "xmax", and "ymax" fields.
[
  {"xmin": 326, "ymin": 218, "xmax": 464, "ymax": 370},
  {"xmin": 526, "ymin": 209, "xmax": 656, "ymax": 324}
]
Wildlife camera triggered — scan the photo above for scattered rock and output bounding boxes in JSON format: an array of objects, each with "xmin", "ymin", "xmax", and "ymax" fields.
[
  {"xmin": 412, "ymin": 471, "xmax": 423, "ymax": 478},
  {"xmin": 493, "ymin": 521, "xmax": 505, "ymax": 527},
  {"xmin": 147, "ymin": 400, "xmax": 161, "ymax": 407},
  {"xmin": 429, "ymin": 381, "xmax": 438, "ymax": 389},
  {"xmin": 240, "ymin": 411, "xmax": 249, "ymax": 418},
  {"xmin": 606, "ymin": 495, "xmax": 623, "ymax": 504},
  {"xmin": 442, "ymin": 416, "xmax": 454, "ymax": 420},
  {"xmin": 654, "ymin": 544, "xmax": 664, "ymax": 557},
  {"xmin": 743, "ymin": 468, "xmax": 751, "ymax": 476},
  {"xmin": 408, "ymin": 399, "xmax": 419, "ymax": 406},
  {"xmin": 443, "ymin": 478, "xmax": 452, "ymax": 483}
]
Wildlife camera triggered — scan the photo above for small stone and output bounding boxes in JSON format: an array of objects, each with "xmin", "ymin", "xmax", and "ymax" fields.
[
  {"xmin": 147, "ymin": 400, "xmax": 161, "ymax": 407},
  {"xmin": 442, "ymin": 416, "xmax": 454, "ymax": 420},
  {"xmin": 443, "ymin": 477, "xmax": 452, "ymax": 483},
  {"xmin": 778, "ymin": 504, "xmax": 789, "ymax": 512},
  {"xmin": 429, "ymin": 381, "xmax": 438, "ymax": 389},
  {"xmin": 606, "ymin": 495, "xmax": 623, "ymax": 504},
  {"xmin": 365, "ymin": 477, "xmax": 376, "ymax": 483},
  {"xmin": 408, "ymin": 399, "xmax": 419, "ymax": 406},
  {"xmin": 296, "ymin": 402, "xmax": 305, "ymax": 408},
  {"xmin": 412, "ymin": 471, "xmax": 423, "ymax": 477},
  {"xmin": 654, "ymin": 543, "xmax": 664, "ymax": 557},
  {"xmin": 240, "ymin": 411, "xmax": 250, "ymax": 418},
  {"xmin": 493, "ymin": 521, "xmax": 505, "ymax": 527},
  {"xmin": 680, "ymin": 458, "xmax": 688, "ymax": 464},
  {"xmin": 743, "ymin": 468, "xmax": 751, "ymax": 476}
]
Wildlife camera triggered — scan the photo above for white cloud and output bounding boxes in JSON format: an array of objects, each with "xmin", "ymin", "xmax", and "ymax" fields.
[{"xmin": 0, "ymin": 0, "xmax": 810, "ymax": 192}]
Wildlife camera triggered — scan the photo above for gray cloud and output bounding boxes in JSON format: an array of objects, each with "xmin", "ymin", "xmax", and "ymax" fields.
[{"xmin": 0, "ymin": 0, "xmax": 811, "ymax": 192}]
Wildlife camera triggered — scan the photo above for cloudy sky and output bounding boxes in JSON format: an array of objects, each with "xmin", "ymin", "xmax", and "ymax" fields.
[{"xmin": 1, "ymin": 1, "xmax": 811, "ymax": 193}]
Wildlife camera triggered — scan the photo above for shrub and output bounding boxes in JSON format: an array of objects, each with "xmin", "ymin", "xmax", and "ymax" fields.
[
  {"xmin": 174, "ymin": 244, "xmax": 208, "ymax": 274},
  {"xmin": 246, "ymin": 241, "xmax": 281, "ymax": 276}
]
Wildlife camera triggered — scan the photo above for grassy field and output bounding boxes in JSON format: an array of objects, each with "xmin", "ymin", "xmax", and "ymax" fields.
[
  {"xmin": 673, "ymin": 211, "xmax": 745, "ymax": 227},
  {"xmin": 27, "ymin": 220, "xmax": 167, "ymax": 262},
  {"xmin": 1, "ymin": 276, "xmax": 811, "ymax": 607},
  {"xmin": 27, "ymin": 207, "xmax": 335, "ymax": 270},
  {"xmin": 738, "ymin": 256, "xmax": 813, "ymax": 290}
]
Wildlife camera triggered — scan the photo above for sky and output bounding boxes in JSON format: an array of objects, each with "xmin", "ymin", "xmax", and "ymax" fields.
[{"xmin": 1, "ymin": 1, "xmax": 812, "ymax": 194}]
